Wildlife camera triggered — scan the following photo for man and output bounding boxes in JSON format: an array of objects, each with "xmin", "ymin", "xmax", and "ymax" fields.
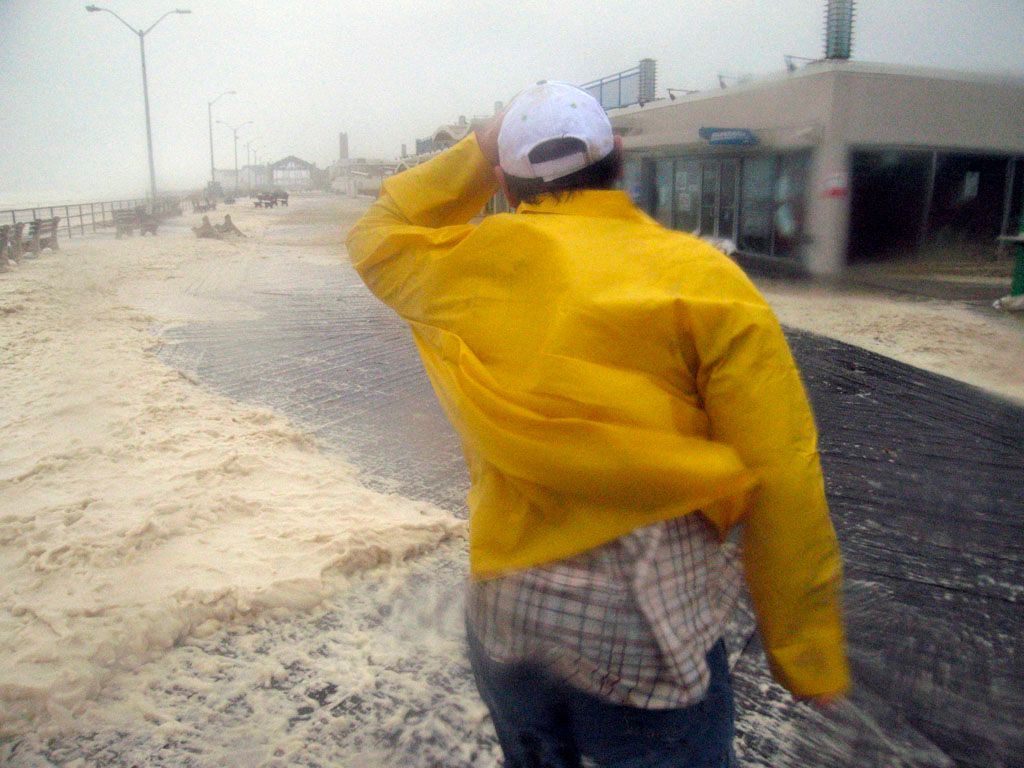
[{"xmin": 346, "ymin": 81, "xmax": 849, "ymax": 767}]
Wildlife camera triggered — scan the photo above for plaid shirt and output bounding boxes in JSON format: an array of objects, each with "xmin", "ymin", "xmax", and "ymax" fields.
[{"xmin": 466, "ymin": 513, "xmax": 742, "ymax": 709}]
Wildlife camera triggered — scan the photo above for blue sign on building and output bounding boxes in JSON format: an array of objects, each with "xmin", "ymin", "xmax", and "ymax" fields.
[{"xmin": 698, "ymin": 127, "xmax": 758, "ymax": 146}]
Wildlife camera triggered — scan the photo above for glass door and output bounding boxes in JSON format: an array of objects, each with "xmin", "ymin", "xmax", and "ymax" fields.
[
  {"xmin": 717, "ymin": 159, "xmax": 739, "ymax": 241},
  {"xmin": 673, "ymin": 159, "xmax": 700, "ymax": 233},
  {"xmin": 700, "ymin": 161, "xmax": 719, "ymax": 236}
]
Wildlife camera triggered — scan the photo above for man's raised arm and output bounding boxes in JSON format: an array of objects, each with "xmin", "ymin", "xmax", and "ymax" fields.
[{"xmin": 345, "ymin": 131, "xmax": 499, "ymax": 317}]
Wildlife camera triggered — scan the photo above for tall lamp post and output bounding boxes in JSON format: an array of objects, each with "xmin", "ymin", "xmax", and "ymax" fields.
[
  {"xmin": 207, "ymin": 90, "xmax": 236, "ymax": 190},
  {"xmin": 85, "ymin": 5, "xmax": 190, "ymax": 205},
  {"xmin": 244, "ymin": 140, "xmax": 261, "ymax": 192},
  {"xmin": 217, "ymin": 120, "xmax": 253, "ymax": 195}
]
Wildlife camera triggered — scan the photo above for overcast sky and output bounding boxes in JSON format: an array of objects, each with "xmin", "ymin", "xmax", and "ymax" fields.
[{"xmin": 2, "ymin": 0, "xmax": 1023, "ymax": 205}]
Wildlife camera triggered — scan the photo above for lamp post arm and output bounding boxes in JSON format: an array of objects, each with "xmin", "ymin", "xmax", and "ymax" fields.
[
  {"xmin": 210, "ymin": 90, "xmax": 233, "ymax": 108},
  {"xmin": 143, "ymin": 9, "xmax": 184, "ymax": 36},
  {"xmin": 87, "ymin": 6, "xmax": 139, "ymax": 34}
]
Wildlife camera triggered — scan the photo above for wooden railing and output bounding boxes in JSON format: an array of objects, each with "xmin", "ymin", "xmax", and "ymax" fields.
[{"xmin": 0, "ymin": 197, "xmax": 182, "ymax": 239}]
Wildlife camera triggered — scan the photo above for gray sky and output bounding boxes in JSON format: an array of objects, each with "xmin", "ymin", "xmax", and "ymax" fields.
[{"xmin": 2, "ymin": 0, "xmax": 1023, "ymax": 205}]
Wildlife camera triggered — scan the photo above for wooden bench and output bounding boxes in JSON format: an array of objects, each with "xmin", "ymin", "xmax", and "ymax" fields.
[
  {"xmin": 3, "ymin": 222, "xmax": 25, "ymax": 262},
  {"xmin": 114, "ymin": 210, "xmax": 136, "ymax": 238},
  {"xmin": 115, "ymin": 208, "xmax": 160, "ymax": 239},
  {"xmin": 138, "ymin": 210, "xmax": 159, "ymax": 236},
  {"xmin": 191, "ymin": 199, "xmax": 217, "ymax": 213},
  {"xmin": 0, "ymin": 225, "xmax": 10, "ymax": 267},
  {"xmin": 21, "ymin": 218, "xmax": 59, "ymax": 256}
]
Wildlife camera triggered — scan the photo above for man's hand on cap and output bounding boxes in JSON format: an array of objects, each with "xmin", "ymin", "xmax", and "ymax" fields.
[{"xmin": 476, "ymin": 111, "xmax": 504, "ymax": 169}]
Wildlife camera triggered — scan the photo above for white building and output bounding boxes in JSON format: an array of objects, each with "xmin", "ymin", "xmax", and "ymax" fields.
[{"xmin": 611, "ymin": 61, "xmax": 1024, "ymax": 275}]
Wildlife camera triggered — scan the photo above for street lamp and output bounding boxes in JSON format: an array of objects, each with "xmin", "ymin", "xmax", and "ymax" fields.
[
  {"xmin": 217, "ymin": 120, "xmax": 253, "ymax": 195},
  {"xmin": 208, "ymin": 90, "xmax": 236, "ymax": 189},
  {"xmin": 85, "ymin": 5, "xmax": 191, "ymax": 205},
  {"xmin": 244, "ymin": 140, "xmax": 261, "ymax": 191}
]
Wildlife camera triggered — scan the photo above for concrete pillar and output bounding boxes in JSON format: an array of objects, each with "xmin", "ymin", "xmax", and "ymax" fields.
[{"xmin": 805, "ymin": 139, "xmax": 851, "ymax": 276}]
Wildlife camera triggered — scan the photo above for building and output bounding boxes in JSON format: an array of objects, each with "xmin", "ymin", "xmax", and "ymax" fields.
[
  {"xmin": 610, "ymin": 61, "xmax": 1024, "ymax": 275},
  {"xmin": 415, "ymin": 115, "xmax": 490, "ymax": 156},
  {"xmin": 240, "ymin": 164, "xmax": 270, "ymax": 192},
  {"xmin": 270, "ymin": 156, "xmax": 323, "ymax": 191},
  {"xmin": 212, "ymin": 168, "xmax": 238, "ymax": 193},
  {"xmin": 330, "ymin": 158, "xmax": 400, "ymax": 197}
]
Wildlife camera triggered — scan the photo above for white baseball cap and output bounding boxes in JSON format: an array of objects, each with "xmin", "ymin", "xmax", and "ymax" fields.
[{"xmin": 498, "ymin": 81, "xmax": 615, "ymax": 182}]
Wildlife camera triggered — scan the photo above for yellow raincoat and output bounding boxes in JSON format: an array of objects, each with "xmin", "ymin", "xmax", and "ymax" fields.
[{"xmin": 346, "ymin": 134, "xmax": 850, "ymax": 697}]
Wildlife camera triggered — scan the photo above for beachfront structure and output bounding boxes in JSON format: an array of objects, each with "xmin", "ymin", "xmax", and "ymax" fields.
[
  {"xmin": 270, "ymin": 156, "xmax": 322, "ymax": 191},
  {"xmin": 610, "ymin": 61, "xmax": 1024, "ymax": 275},
  {"xmin": 330, "ymin": 158, "xmax": 400, "ymax": 197},
  {"xmin": 416, "ymin": 115, "xmax": 490, "ymax": 156}
]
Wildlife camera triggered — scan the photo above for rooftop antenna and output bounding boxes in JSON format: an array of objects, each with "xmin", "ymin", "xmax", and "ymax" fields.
[
  {"xmin": 784, "ymin": 54, "xmax": 817, "ymax": 72},
  {"xmin": 667, "ymin": 88, "xmax": 699, "ymax": 100},
  {"xmin": 824, "ymin": 0, "xmax": 855, "ymax": 60},
  {"xmin": 717, "ymin": 74, "xmax": 745, "ymax": 89}
]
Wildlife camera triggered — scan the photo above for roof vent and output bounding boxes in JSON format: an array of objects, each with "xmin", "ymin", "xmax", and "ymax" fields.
[{"xmin": 824, "ymin": 0, "xmax": 855, "ymax": 60}]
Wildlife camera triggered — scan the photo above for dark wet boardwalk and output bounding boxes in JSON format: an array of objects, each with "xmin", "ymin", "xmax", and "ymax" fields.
[{"xmin": 159, "ymin": 257, "xmax": 1024, "ymax": 767}]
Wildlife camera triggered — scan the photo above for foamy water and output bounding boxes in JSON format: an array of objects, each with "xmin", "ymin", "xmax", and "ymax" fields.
[{"xmin": 0, "ymin": 216, "xmax": 464, "ymax": 734}]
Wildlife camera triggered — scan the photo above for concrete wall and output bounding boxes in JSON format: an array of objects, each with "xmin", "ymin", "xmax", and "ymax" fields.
[
  {"xmin": 833, "ymin": 68, "xmax": 1024, "ymax": 152},
  {"xmin": 614, "ymin": 72, "xmax": 833, "ymax": 153}
]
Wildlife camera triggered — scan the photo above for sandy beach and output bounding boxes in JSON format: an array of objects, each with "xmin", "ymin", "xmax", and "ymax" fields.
[{"xmin": 1, "ymin": 194, "xmax": 1021, "ymax": 766}]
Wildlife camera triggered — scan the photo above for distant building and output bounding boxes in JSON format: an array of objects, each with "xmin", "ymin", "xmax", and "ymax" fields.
[
  {"xmin": 270, "ymin": 156, "xmax": 323, "ymax": 191},
  {"xmin": 611, "ymin": 61, "xmax": 1024, "ymax": 275},
  {"xmin": 330, "ymin": 158, "xmax": 400, "ymax": 197},
  {"xmin": 212, "ymin": 168, "xmax": 238, "ymax": 192},
  {"xmin": 416, "ymin": 115, "xmax": 490, "ymax": 156},
  {"xmin": 241, "ymin": 164, "xmax": 270, "ymax": 191}
]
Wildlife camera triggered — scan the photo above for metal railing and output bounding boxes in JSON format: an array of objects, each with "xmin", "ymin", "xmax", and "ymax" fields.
[
  {"xmin": 580, "ymin": 59, "xmax": 657, "ymax": 111},
  {"xmin": 0, "ymin": 197, "xmax": 182, "ymax": 238}
]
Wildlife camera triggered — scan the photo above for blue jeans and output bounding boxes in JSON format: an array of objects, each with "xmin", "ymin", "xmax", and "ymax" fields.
[{"xmin": 467, "ymin": 622, "xmax": 736, "ymax": 768}]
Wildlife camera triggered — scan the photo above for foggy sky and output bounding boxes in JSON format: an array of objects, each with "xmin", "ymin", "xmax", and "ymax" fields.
[{"xmin": 2, "ymin": 0, "xmax": 1023, "ymax": 205}]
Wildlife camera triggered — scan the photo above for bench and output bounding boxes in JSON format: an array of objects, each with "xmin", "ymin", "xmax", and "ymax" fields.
[
  {"xmin": 21, "ymin": 218, "xmax": 59, "ymax": 256},
  {"xmin": 114, "ymin": 210, "xmax": 136, "ymax": 238},
  {"xmin": 138, "ymin": 210, "xmax": 159, "ymax": 236},
  {"xmin": 191, "ymin": 199, "xmax": 218, "ymax": 213},
  {"xmin": 0, "ymin": 225, "xmax": 10, "ymax": 267},
  {"xmin": 114, "ymin": 208, "xmax": 160, "ymax": 238},
  {"xmin": 3, "ymin": 222, "xmax": 25, "ymax": 263}
]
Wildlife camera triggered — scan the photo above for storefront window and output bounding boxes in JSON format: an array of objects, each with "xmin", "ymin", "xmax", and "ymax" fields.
[
  {"xmin": 718, "ymin": 159, "xmax": 739, "ymax": 241},
  {"xmin": 773, "ymin": 153, "xmax": 810, "ymax": 259},
  {"xmin": 621, "ymin": 159, "xmax": 644, "ymax": 206},
  {"xmin": 625, "ymin": 151, "xmax": 810, "ymax": 259},
  {"xmin": 655, "ymin": 160, "xmax": 674, "ymax": 228},
  {"xmin": 674, "ymin": 159, "xmax": 701, "ymax": 233},
  {"xmin": 739, "ymin": 157, "xmax": 774, "ymax": 255},
  {"xmin": 700, "ymin": 162, "xmax": 719, "ymax": 236}
]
